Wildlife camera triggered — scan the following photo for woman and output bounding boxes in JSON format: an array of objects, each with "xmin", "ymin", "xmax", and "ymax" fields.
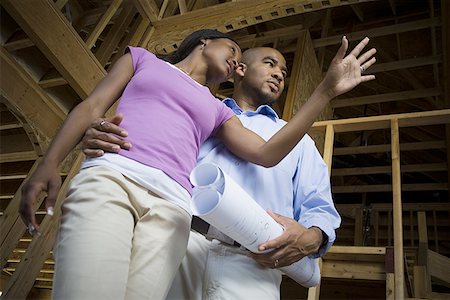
[{"xmin": 20, "ymin": 29, "xmax": 375, "ymax": 299}]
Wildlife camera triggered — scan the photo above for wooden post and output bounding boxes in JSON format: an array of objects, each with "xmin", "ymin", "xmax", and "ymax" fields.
[
  {"xmin": 354, "ymin": 208, "xmax": 364, "ymax": 246},
  {"xmin": 391, "ymin": 118, "xmax": 404, "ymax": 299}
]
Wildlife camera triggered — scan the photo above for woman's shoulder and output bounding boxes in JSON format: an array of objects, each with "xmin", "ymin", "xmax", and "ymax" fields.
[{"xmin": 126, "ymin": 46, "xmax": 156, "ymax": 59}]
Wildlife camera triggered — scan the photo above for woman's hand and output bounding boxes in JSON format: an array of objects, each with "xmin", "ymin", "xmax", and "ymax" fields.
[
  {"xmin": 20, "ymin": 161, "xmax": 61, "ymax": 236},
  {"xmin": 81, "ymin": 114, "xmax": 131, "ymax": 158},
  {"xmin": 322, "ymin": 36, "xmax": 376, "ymax": 99}
]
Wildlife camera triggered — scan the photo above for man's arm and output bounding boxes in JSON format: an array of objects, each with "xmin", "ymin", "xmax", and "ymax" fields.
[{"xmin": 250, "ymin": 136, "xmax": 341, "ymax": 268}]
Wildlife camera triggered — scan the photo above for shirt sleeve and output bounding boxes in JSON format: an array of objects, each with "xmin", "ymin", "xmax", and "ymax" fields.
[
  {"xmin": 125, "ymin": 46, "xmax": 154, "ymax": 72},
  {"xmin": 212, "ymin": 100, "xmax": 236, "ymax": 136},
  {"xmin": 292, "ymin": 135, "xmax": 341, "ymax": 258}
]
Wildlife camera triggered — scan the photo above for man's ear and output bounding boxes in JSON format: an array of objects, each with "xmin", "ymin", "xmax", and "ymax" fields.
[{"xmin": 235, "ymin": 62, "xmax": 247, "ymax": 77}]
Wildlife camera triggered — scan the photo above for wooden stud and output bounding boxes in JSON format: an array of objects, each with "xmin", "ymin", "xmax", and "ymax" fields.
[{"xmin": 391, "ymin": 118, "xmax": 404, "ymax": 300}]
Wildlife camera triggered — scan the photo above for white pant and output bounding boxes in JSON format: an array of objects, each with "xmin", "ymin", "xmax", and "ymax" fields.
[
  {"xmin": 52, "ymin": 166, "xmax": 191, "ymax": 300},
  {"xmin": 166, "ymin": 231, "xmax": 282, "ymax": 300}
]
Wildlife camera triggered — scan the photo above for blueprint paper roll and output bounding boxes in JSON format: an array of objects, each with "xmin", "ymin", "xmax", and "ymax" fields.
[
  {"xmin": 190, "ymin": 163, "xmax": 225, "ymax": 193},
  {"xmin": 190, "ymin": 163, "xmax": 321, "ymax": 287},
  {"xmin": 191, "ymin": 166, "xmax": 283, "ymax": 253}
]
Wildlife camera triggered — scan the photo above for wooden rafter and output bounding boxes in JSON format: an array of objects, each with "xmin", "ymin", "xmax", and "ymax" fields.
[
  {"xmin": 145, "ymin": 0, "xmax": 376, "ymax": 52},
  {"xmin": 2, "ymin": 0, "xmax": 107, "ymax": 99}
]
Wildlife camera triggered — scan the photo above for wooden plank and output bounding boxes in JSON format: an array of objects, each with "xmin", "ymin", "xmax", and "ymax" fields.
[
  {"xmin": 85, "ymin": 0, "xmax": 123, "ymax": 49},
  {"xmin": 333, "ymin": 141, "xmax": 446, "ymax": 155},
  {"xmin": 321, "ymin": 260, "xmax": 385, "ymax": 280},
  {"xmin": 442, "ymin": 0, "xmax": 450, "ymax": 108},
  {"xmin": 237, "ymin": 25, "xmax": 304, "ymax": 49},
  {"xmin": 309, "ymin": 109, "xmax": 450, "ymax": 133},
  {"xmin": 178, "ymin": 0, "xmax": 187, "ymax": 14},
  {"xmin": 306, "ymin": 258, "xmax": 322, "ymax": 300},
  {"xmin": 0, "ymin": 151, "xmax": 38, "ymax": 163},
  {"xmin": 365, "ymin": 55, "xmax": 441, "ymax": 74},
  {"xmin": 447, "ymin": 126, "xmax": 450, "ymax": 201},
  {"xmin": 427, "ymin": 249, "xmax": 450, "ymax": 285},
  {"xmin": 313, "ymin": 17, "xmax": 441, "ymax": 48},
  {"xmin": 391, "ymin": 118, "xmax": 404, "ymax": 300},
  {"xmin": 0, "ymin": 160, "xmax": 42, "ymax": 269},
  {"xmin": 354, "ymin": 209, "xmax": 363, "ymax": 246},
  {"xmin": 283, "ymin": 30, "xmax": 307, "ymax": 121},
  {"xmin": 95, "ymin": 4, "xmax": 136, "ymax": 66},
  {"xmin": 413, "ymin": 266, "xmax": 429, "ymax": 298},
  {"xmin": 332, "ymin": 163, "xmax": 446, "ymax": 176},
  {"xmin": 3, "ymin": 38, "xmax": 34, "ymax": 52},
  {"xmin": 133, "ymin": 0, "xmax": 158, "ymax": 21},
  {"xmin": 128, "ymin": 17, "xmax": 151, "ymax": 47},
  {"xmin": 323, "ymin": 124, "xmax": 334, "ymax": 174},
  {"xmin": 331, "ymin": 88, "xmax": 441, "ymax": 108},
  {"xmin": 351, "ymin": 4, "xmax": 364, "ymax": 22},
  {"xmin": 1, "ymin": 155, "xmax": 83, "ymax": 299},
  {"xmin": 0, "ymin": 47, "xmax": 65, "ymax": 139},
  {"xmin": 145, "ymin": 0, "xmax": 376, "ymax": 51},
  {"xmin": 417, "ymin": 212, "xmax": 428, "ymax": 245},
  {"xmin": 332, "ymin": 183, "xmax": 448, "ymax": 193},
  {"xmin": 2, "ymin": 0, "xmax": 107, "ymax": 99},
  {"xmin": 386, "ymin": 272, "xmax": 395, "ymax": 300}
]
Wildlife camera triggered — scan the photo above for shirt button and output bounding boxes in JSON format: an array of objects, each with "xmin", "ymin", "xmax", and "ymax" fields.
[{"xmin": 235, "ymin": 161, "xmax": 240, "ymax": 166}]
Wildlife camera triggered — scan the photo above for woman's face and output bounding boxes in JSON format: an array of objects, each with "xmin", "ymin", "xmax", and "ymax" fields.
[{"xmin": 202, "ymin": 38, "xmax": 242, "ymax": 84}]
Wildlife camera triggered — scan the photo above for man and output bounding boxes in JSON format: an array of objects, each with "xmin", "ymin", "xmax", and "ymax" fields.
[{"xmin": 82, "ymin": 46, "xmax": 362, "ymax": 298}]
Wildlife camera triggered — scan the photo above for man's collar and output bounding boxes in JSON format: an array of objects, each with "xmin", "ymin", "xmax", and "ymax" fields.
[{"xmin": 223, "ymin": 98, "xmax": 279, "ymax": 121}]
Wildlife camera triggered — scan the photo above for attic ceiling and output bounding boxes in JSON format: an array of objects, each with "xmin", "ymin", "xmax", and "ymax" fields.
[{"xmin": 0, "ymin": 0, "xmax": 449, "ymax": 295}]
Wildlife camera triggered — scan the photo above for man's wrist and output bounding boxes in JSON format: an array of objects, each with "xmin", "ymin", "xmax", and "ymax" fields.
[{"xmin": 311, "ymin": 226, "xmax": 328, "ymax": 248}]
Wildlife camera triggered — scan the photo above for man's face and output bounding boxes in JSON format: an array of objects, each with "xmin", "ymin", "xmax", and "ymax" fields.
[{"xmin": 240, "ymin": 48, "xmax": 287, "ymax": 104}]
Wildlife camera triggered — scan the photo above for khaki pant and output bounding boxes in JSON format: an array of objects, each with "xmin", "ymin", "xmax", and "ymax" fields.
[
  {"xmin": 52, "ymin": 166, "xmax": 191, "ymax": 300},
  {"xmin": 167, "ymin": 231, "xmax": 282, "ymax": 300}
]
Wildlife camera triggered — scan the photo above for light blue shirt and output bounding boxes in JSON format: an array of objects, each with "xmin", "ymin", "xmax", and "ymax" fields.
[{"xmin": 198, "ymin": 98, "xmax": 341, "ymax": 257}]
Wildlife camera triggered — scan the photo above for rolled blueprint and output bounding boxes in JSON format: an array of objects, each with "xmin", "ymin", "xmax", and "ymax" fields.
[{"xmin": 190, "ymin": 163, "xmax": 320, "ymax": 287}]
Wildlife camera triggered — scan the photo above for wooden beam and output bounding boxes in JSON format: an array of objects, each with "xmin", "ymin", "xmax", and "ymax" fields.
[
  {"xmin": 236, "ymin": 25, "xmax": 304, "ymax": 49},
  {"xmin": 133, "ymin": 0, "xmax": 158, "ymax": 21},
  {"xmin": 413, "ymin": 266, "xmax": 430, "ymax": 298},
  {"xmin": 178, "ymin": 0, "xmax": 187, "ymax": 14},
  {"xmin": 313, "ymin": 17, "xmax": 441, "ymax": 48},
  {"xmin": 3, "ymin": 38, "xmax": 34, "ymax": 52},
  {"xmin": 350, "ymin": 4, "xmax": 364, "ymax": 22},
  {"xmin": 442, "ymin": 0, "xmax": 450, "ymax": 108},
  {"xmin": 95, "ymin": 4, "xmax": 136, "ymax": 66},
  {"xmin": 282, "ymin": 30, "xmax": 331, "ymax": 127},
  {"xmin": 391, "ymin": 118, "xmax": 404, "ymax": 300},
  {"xmin": 321, "ymin": 260, "xmax": 385, "ymax": 280},
  {"xmin": 85, "ymin": 0, "xmax": 123, "ymax": 49},
  {"xmin": 0, "ymin": 160, "xmax": 42, "ymax": 269},
  {"xmin": 1, "ymin": 155, "xmax": 83, "ymax": 299},
  {"xmin": 158, "ymin": 0, "xmax": 170, "ymax": 19},
  {"xmin": 323, "ymin": 125, "xmax": 334, "ymax": 174},
  {"xmin": 309, "ymin": 109, "xmax": 450, "ymax": 133},
  {"xmin": 332, "ymin": 183, "xmax": 447, "ymax": 193},
  {"xmin": 332, "ymin": 163, "xmax": 447, "ymax": 176},
  {"xmin": 2, "ymin": 0, "xmax": 107, "ymax": 99},
  {"xmin": 334, "ymin": 141, "xmax": 446, "ymax": 155},
  {"xmin": 427, "ymin": 249, "xmax": 450, "ymax": 286},
  {"xmin": 145, "ymin": 0, "xmax": 376, "ymax": 52},
  {"xmin": 331, "ymin": 88, "xmax": 441, "ymax": 109},
  {"xmin": 367, "ymin": 55, "xmax": 442, "ymax": 74},
  {"xmin": 0, "ymin": 47, "xmax": 65, "ymax": 140},
  {"xmin": 0, "ymin": 151, "xmax": 38, "ymax": 163},
  {"xmin": 283, "ymin": 30, "xmax": 306, "ymax": 121}
]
